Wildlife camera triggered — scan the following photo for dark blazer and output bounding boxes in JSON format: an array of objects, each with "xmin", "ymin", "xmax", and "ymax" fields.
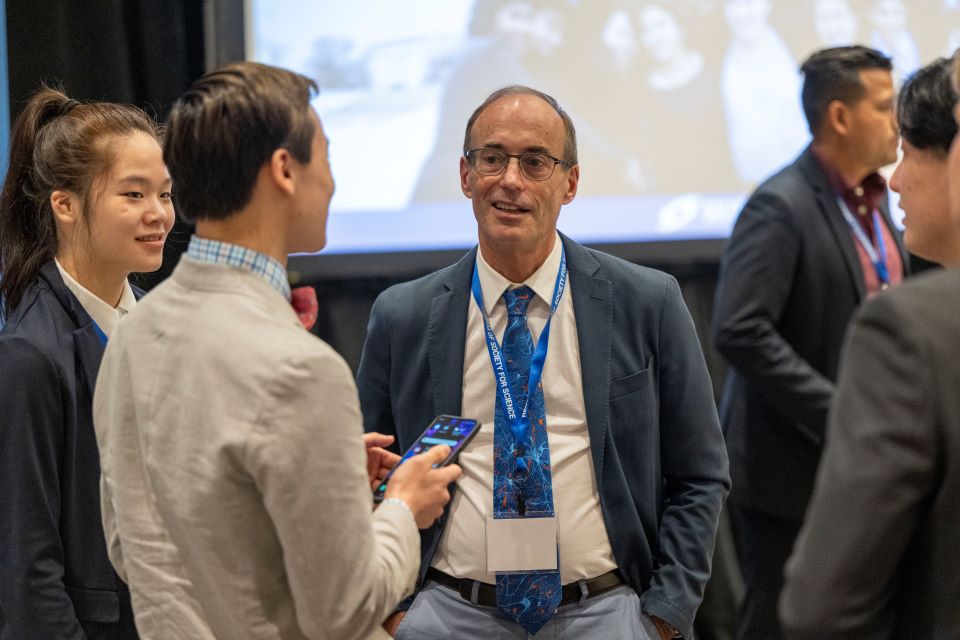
[
  {"xmin": 0, "ymin": 262, "xmax": 137, "ymax": 639},
  {"xmin": 357, "ymin": 233, "xmax": 730, "ymax": 638},
  {"xmin": 780, "ymin": 269, "xmax": 960, "ymax": 639},
  {"xmin": 713, "ymin": 146, "xmax": 910, "ymax": 520}
]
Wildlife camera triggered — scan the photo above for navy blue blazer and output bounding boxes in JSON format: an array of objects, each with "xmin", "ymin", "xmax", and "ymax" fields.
[
  {"xmin": 713, "ymin": 146, "xmax": 911, "ymax": 521},
  {"xmin": 0, "ymin": 262, "xmax": 137, "ymax": 639},
  {"xmin": 357, "ymin": 233, "xmax": 730, "ymax": 637}
]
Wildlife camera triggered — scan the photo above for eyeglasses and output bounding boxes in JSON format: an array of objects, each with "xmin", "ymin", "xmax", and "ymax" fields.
[{"xmin": 466, "ymin": 148, "xmax": 572, "ymax": 181}]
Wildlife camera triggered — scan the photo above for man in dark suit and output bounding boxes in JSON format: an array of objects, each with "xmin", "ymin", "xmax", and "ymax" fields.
[
  {"xmin": 358, "ymin": 85, "xmax": 729, "ymax": 639},
  {"xmin": 779, "ymin": 54, "xmax": 960, "ymax": 640},
  {"xmin": 712, "ymin": 45, "xmax": 909, "ymax": 640}
]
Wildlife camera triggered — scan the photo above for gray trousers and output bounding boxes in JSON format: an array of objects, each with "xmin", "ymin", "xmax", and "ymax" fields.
[{"xmin": 395, "ymin": 581, "xmax": 663, "ymax": 640}]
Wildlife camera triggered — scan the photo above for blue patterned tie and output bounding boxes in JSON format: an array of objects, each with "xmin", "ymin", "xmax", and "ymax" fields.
[{"xmin": 494, "ymin": 286, "xmax": 562, "ymax": 635}]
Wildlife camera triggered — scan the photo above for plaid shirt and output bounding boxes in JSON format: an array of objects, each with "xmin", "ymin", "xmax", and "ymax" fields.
[{"xmin": 185, "ymin": 235, "xmax": 291, "ymax": 301}]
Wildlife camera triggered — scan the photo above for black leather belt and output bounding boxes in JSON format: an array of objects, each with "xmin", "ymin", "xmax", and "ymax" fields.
[{"xmin": 426, "ymin": 567, "xmax": 624, "ymax": 608}]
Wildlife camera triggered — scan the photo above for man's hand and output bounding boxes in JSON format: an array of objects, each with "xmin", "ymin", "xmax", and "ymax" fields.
[
  {"xmin": 363, "ymin": 432, "xmax": 401, "ymax": 489},
  {"xmin": 386, "ymin": 446, "xmax": 462, "ymax": 529}
]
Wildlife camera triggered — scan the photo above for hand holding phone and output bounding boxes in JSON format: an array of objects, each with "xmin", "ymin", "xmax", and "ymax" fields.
[
  {"xmin": 364, "ymin": 432, "xmax": 401, "ymax": 489},
  {"xmin": 372, "ymin": 415, "xmax": 478, "ymax": 527},
  {"xmin": 372, "ymin": 415, "xmax": 480, "ymax": 503},
  {"xmin": 385, "ymin": 446, "xmax": 462, "ymax": 528}
]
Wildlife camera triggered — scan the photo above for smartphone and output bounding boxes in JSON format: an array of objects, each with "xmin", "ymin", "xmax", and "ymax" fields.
[{"xmin": 372, "ymin": 415, "xmax": 481, "ymax": 504}]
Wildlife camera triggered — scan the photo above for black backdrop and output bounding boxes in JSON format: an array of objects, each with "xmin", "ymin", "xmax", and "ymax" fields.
[{"xmin": 5, "ymin": 2, "xmax": 740, "ymax": 636}]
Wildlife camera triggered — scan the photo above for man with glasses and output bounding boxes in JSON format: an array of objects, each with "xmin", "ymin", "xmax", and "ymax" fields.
[{"xmin": 357, "ymin": 85, "xmax": 729, "ymax": 639}]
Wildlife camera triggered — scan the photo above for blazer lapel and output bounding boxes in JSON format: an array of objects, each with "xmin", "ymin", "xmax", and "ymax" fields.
[
  {"xmin": 427, "ymin": 249, "xmax": 476, "ymax": 417},
  {"xmin": 561, "ymin": 235, "xmax": 612, "ymax": 484},
  {"xmin": 801, "ymin": 150, "xmax": 867, "ymax": 300},
  {"xmin": 38, "ymin": 262, "xmax": 105, "ymax": 400},
  {"xmin": 73, "ymin": 325, "xmax": 106, "ymax": 401}
]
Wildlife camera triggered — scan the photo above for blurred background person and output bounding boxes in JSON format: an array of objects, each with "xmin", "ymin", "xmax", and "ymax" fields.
[
  {"xmin": 639, "ymin": 2, "xmax": 704, "ymax": 93},
  {"xmin": 563, "ymin": 1, "xmax": 655, "ymax": 196},
  {"xmin": 780, "ymin": 54, "xmax": 960, "ymax": 640},
  {"xmin": 713, "ymin": 45, "xmax": 907, "ymax": 640},
  {"xmin": 0, "ymin": 88, "xmax": 171, "ymax": 639},
  {"xmin": 870, "ymin": 0, "xmax": 921, "ymax": 86},
  {"xmin": 601, "ymin": 8, "xmax": 638, "ymax": 73},
  {"xmin": 411, "ymin": 0, "xmax": 570, "ymax": 202},
  {"xmin": 636, "ymin": 1, "xmax": 738, "ymax": 192},
  {"xmin": 814, "ymin": 0, "xmax": 860, "ymax": 46},
  {"xmin": 720, "ymin": 0, "xmax": 809, "ymax": 183}
]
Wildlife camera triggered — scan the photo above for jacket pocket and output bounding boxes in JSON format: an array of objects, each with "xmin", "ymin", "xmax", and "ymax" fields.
[{"xmin": 610, "ymin": 361, "xmax": 652, "ymax": 400}]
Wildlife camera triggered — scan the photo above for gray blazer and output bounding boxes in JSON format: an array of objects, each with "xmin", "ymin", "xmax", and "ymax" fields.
[
  {"xmin": 780, "ymin": 268, "xmax": 960, "ymax": 639},
  {"xmin": 357, "ymin": 233, "xmax": 730, "ymax": 638}
]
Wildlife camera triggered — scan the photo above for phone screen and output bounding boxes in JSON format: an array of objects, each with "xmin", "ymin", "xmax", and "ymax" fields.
[{"xmin": 372, "ymin": 415, "xmax": 480, "ymax": 503}]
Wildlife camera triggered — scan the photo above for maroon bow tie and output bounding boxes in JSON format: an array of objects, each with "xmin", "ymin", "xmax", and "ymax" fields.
[{"xmin": 291, "ymin": 286, "xmax": 318, "ymax": 330}]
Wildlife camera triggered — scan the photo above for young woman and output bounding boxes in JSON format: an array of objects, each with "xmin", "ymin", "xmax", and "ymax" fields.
[{"xmin": 0, "ymin": 88, "xmax": 172, "ymax": 638}]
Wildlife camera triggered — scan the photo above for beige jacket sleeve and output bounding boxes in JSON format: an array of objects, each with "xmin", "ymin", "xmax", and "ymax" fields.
[{"xmin": 245, "ymin": 346, "xmax": 419, "ymax": 640}]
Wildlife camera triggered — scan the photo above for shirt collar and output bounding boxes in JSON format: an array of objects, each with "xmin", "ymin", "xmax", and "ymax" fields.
[
  {"xmin": 811, "ymin": 148, "xmax": 887, "ymax": 215},
  {"xmin": 185, "ymin": 235, "xmax": 291, "ymax": 301},
  {"xmin": 54, "ymin": 258, "xmax": 136, "ymax": 338},
  {"xmin": 475, "ymin": 233, "xmax": 563, "ymax": 315}
]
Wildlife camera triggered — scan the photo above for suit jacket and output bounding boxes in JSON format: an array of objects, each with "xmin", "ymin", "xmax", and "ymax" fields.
[
  {"xmin": 713, "ymin": 145, "xmax": 910, "ymax": 520},
  {"xmin": 357, "ymin": 233, "xmax": 730, "ymax": 638},
  {"xmin": 0, "ymin": 261, "xmax": 137, "ymax": 639},
  {"xmin": 94, "ymin": 258, "xmax": 419, "ymax": 640},
  {"xmin": 780, "ymin": 268, "xmax": 960, "ymax": 639}
]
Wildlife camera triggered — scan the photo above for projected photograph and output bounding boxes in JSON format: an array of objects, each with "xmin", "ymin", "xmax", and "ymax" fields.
[{"xmin": 250, "ymin": 0, "xmax": 960, "ymax": 254}]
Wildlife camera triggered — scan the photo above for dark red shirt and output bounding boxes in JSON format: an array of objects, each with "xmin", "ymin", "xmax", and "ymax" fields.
[{"xmin": 812, "ymin": 150, "xmax": 903, "ymax": 295}]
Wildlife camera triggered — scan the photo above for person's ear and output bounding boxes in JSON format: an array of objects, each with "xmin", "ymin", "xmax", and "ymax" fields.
[
  {"xmin": 50, "ymin": 190, "xmax": 81, "ymax": 227},
  {"xmin": 561, "ymin": 164, "xmax": 579, "ymax": 205},
  {"xmin": 826, "ymin": 99, "xmax": 851, "ymax": 137},
  {"xmin": 269, "ymin": 148, "xmax": 297, "ymax": 196},
  {"xmin": 460, "ymin": 155, "xmax": 473, "ymax": 199}
]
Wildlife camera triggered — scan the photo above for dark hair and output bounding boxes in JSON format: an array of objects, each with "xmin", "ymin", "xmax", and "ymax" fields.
[
  {"xmin": 898, "ymin": 57, "xmax": 958, "ymax": 156},
  {"xmin": 463, "ymin": 85, "xmax": 578, "ymax": 165},
  {"xmin": 0, "ymin": 87, "xmax": 159, "ymax": 318},
  {"xmin": 163, "ymin": 61, "xmax": 317, "ymax": 223},
  {"xmin": 800, "ymin": 45, "xmax": 892, "ymax": 134}
]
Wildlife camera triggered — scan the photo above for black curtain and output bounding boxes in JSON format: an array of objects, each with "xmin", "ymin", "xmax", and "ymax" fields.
[
  {"xmin": 7, "ymin": 0, "xmax": 204, "ymax": 119},
  {"xmin": 6, "ymin": 0, "xmax": 205, "ymax": 289}
]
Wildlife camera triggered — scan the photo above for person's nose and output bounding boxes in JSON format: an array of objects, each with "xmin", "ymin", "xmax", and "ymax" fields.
[
  {"xmin": 889, "ymin": 161, "xmax": 901, "ymax": 193},
  {"xmin": 499, "ymin": 156, "xmax": 525, "ymax": 189},
  {"xmin": 145, "ymin": 195, "xmax": 173, "ymax": 227}
]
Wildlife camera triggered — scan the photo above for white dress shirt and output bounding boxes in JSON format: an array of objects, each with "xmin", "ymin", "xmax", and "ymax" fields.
[
  {"xmin": 432, "ymin": 234, "xmax": 617, "ymax": 584},
  {"xmin": 55, "ymin": 258, "xmax": 136, "ymax": 337}
]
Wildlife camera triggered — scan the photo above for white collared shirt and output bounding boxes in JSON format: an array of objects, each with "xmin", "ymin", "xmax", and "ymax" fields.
[
  {"xmin": 55, "ymin": 259, "xmax": 136, "ymax": 337},
  {"xmin": 431, "ymin": 233, "xmax": 617, "ymax": 583}
]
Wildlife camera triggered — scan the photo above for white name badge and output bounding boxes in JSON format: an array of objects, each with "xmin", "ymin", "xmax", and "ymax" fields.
[{"xmin": 485, "ymin": 514, "xmax": 559, "ymax": 573}]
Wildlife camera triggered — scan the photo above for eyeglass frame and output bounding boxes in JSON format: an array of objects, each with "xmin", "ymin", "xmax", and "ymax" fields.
[{"xmin": 465, "ymin": 147, "xmax": 575, "ymax": 182}]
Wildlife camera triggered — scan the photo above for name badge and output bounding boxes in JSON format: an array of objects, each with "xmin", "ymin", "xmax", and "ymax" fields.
[{"xmin": 485, "ymin": 513, "xmax": 559, "ymax": 573}]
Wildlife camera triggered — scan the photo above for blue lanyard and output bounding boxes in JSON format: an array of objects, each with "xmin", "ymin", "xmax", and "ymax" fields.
[
  {"xmin": 91, "ymin": 320, "xmax": 108, "ymax": 346},
  {"xmin": 838, "ymin": 198, "xmax": 890, "ymax": 287},
  {"xmin": 471, "ymin": 247, "xmax": 567, "ymax": 476}
]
